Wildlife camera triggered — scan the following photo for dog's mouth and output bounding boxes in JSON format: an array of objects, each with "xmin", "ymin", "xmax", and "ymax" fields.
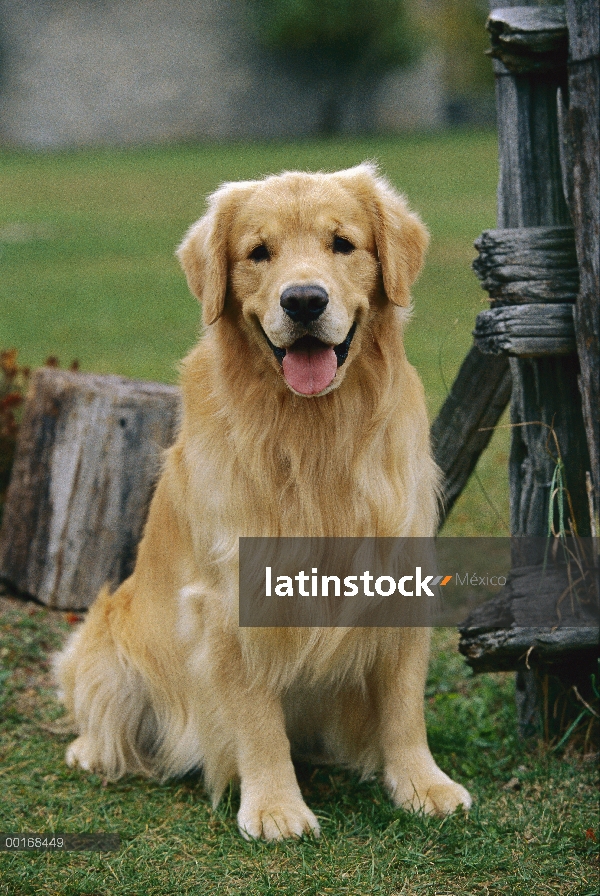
[{"xmin": 262, "ymin": 323, "xmax": 357, "ymax": 396}]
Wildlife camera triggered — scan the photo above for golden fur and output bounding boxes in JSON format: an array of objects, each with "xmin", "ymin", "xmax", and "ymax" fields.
[{"xmin": 55, "ymin": 163, "xmax": 471, "ymax": 840}]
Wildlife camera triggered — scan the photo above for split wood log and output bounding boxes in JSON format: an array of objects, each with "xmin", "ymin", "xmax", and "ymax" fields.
[
  {"xmin": 0, "ymin": 368, "xmax": 180, "ymax": 609},
  {"xmin": 472, "ymin": 226, "xmax": 579, "ymax": 304},
  {"xmin": 473, "ymin": 303, "xmax": 576, "ymax": 357},
  {"xmin": 459, "ymin": 557, "xmax": 599, "ymax": 672},
  {"xmin": 487, "ymin": 5, "xmax": 568, "ymax": 74},
  {"xmin": 459, "ymin": 626, "xmax": 599, "ymax": 674}
]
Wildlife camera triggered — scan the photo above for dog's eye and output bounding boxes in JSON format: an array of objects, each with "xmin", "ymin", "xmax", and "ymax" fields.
[
  {"xmin": 248, "ymin": 244, "xmax": 270, "ymax": 262},
  {"xmin": 333, "ymin": 236, "xmax": 355, "ymax": 255}
]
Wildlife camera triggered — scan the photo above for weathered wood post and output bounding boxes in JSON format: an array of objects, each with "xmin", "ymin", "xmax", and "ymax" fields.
[
  {"xmin": 460, "ymin": 0, "xmax": 599, "ymax": 739},
  {"xmin": 431, "ymin": 348, "xmax": 511, "ymax": 523},
  {"xmin": 563, "ymin": 0, "xmax": 599, "ymax": 530}
]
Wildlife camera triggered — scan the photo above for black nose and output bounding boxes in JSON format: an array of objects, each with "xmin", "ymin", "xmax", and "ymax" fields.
[{"xmin": 280, "ymin": 285, "xmax": 329, "ymax": 325}]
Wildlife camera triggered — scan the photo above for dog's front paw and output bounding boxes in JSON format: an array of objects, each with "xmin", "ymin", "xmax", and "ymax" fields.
[
  {"xmin": 237, "ymin": 793, "xmax": 320, "ymax": 841},
  {"xmin": 65, "ymin": 736, "xmax": 99, "ymax": 773},
  {"xmin": 386, "ymin": 767, "xmax": 472, "ymax": 817}
]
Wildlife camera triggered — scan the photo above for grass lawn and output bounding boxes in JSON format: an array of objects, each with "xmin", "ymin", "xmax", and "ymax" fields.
[
  {"xmin": 0, "ymin": 590, "xmax": 597, "ymax": 896},
  {"xmin": 0, "ymin": 130, "xmax": 508, "ymax": 535},
  {"xmin": 1, "ymin": 134, "xmax": 597, "ymax": 894}
]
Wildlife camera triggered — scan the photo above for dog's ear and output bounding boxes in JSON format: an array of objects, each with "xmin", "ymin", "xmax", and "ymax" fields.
[
  {"xmin": 177, "ymin": 183, "xmax": 245, "ymax": 326},
  {"xmin": 338, "ymin": 163, "xmax": 429, "ymax": 307}
]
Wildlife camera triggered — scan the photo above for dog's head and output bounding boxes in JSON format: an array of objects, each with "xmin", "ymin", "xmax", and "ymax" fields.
[{"xmin": 177, "ymin": 164, "xmax": 428, "ymax": 397}]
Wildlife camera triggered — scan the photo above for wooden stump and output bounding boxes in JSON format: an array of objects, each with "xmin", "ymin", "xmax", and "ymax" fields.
[{"xmin": 0, "ymin": 368, "xmax": 180, "ymax": 609}]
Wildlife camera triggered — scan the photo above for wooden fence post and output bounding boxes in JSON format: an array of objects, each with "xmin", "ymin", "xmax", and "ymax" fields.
[
  {"xmin": 459, "ymin": 0, "xmax": 599, "ymax": 740},
  {"xmin": 564, "ymin": 0, "xmax": 599, "ymax": 527}
]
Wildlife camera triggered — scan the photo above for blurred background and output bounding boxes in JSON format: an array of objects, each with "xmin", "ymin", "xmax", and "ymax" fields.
[
  {"xmin": 0, "ymin": 0, "xmax": 507, "ymax": 534},
  {"xmin": 0, "ymin": 0, "xmax": 494, "ymax": 145}
]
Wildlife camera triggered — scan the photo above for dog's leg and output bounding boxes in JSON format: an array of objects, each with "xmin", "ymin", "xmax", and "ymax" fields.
[
  {"xmin": 377, "ymin": 629, "xmax": 472, "ymax": 816},
  {"xmin": 209, "ymin": 637, "xmax": 320, "ymax": 841},
  {"xmin": 234, "ymin": 691, "xmax": 320, "ymax": 841}
]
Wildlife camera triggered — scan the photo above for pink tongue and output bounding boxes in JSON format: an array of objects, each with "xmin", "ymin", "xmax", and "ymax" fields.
[{"xmin": 282, "ymin": 338, "xmax": 338, "ymax": 395}]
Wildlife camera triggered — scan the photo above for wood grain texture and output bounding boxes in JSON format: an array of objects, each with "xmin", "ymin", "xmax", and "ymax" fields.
[
  {"xmin": 565, "ymin": 0, "xmax": 600, "ymax": 514},
  {"xmin": 565, "ymin": 0, "xmax": 599, "ymax": 61},
  {"xmin": 0, "ymin": 368, "xmax": 180, "ymax": 609},
  {"xmin": 432, "ymin": 347, "xmax": 511, "ymax": 525},
  {"xmin": 487, "ymin": 6, "xmax": 568, "ymax": 74},
  {"xmin": 459, "ymin": 556, "xmax": 599, "ymax": 675},
  {"xmin": 508, "ymin": 354, "xmax": 590, "ymax": 538},
  {"xmin": 459, "ymin": 561, "xmax": 598, "ymax": 630},
  {"xmin": 473, "ymin": 226, "xmax": 578, "ymax": 304},
  {"xmin": 495, "ymin": 68, "xmax": 570, "ymax": 229},
  {"xmin": 459, "ymin": 625, "xmax": 599, "ymax": 673},
  {"xmin": 434, "ymin": 1, "xmax": 589, "ymax": 534},
  {"xmin": 490, "ymin": 0, "xmax": 589, "ymax": 541},
  {"xmin": 473, "ymin": 303, "xmax": 576, "ymax": 356},
  {"xmin": 464, "ymin": 4, "xmax": 596, "ymax": 718}
]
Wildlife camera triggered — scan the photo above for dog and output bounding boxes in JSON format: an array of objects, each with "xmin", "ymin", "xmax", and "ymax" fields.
[{"xmin": 54, "ymin": 163, "xmax": 472, "ymax": 840}]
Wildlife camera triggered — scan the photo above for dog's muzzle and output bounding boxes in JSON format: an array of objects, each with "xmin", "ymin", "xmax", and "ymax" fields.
[
  {"xmin": 262, "ymin": 322, "xmax": 357, "ymax": 396},
  {"xmin": 263, "ymin": 322, "xmax": 357, "ymax": 369}
]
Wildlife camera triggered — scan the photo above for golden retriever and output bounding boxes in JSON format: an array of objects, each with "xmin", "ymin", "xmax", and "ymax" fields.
[{"xmin": 54, "ymin": 163, "xmax": 471, "ymax": 840}]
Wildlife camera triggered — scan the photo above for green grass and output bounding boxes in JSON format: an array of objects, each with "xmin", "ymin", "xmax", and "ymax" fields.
[
  {"xmin": 0, "ymin": 131, "xmax": 507, "ymax": 535},
  {"xmin": 0, "ymin": 592, "xmax": 597, "ymax": 896}
]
